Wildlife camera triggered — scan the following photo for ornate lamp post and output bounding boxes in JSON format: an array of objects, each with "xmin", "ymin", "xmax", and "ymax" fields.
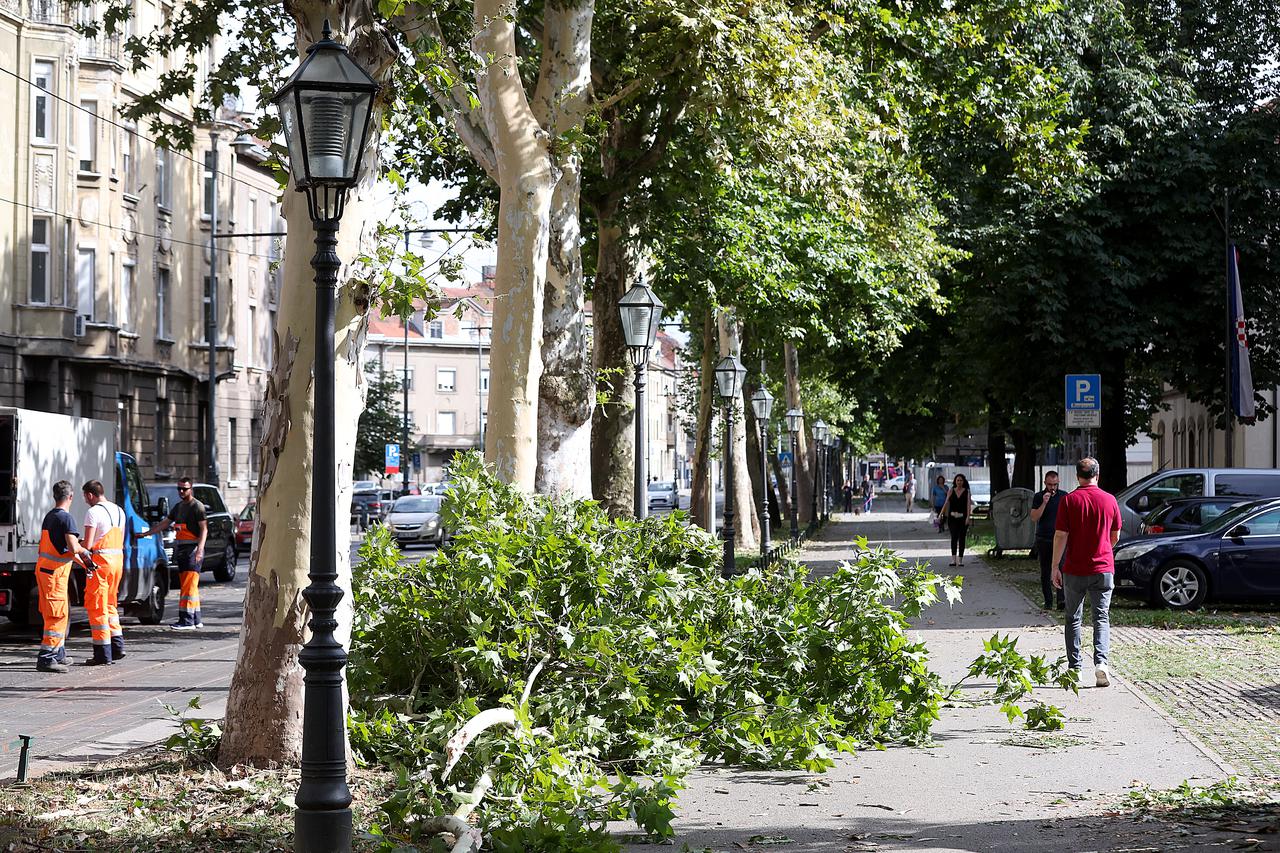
[
  {"xmin": 272, "ymin": 21, "xmax": 380, "ymax": 853},
  {"xmin": 715, "ymin": 354, "xmax": 746, "ymax": 575},
  {"xmin": 826, "ymin": 435, "xmax": 840, "ymax": 521},
  {"xmin": 811, "ymin": 419, "xmax": 828, "ymax": 526},
  {"xmin": 785, "ymin": 407, "xmax": 802, "ymax": 539},
  {"xmin": 618, "ymin": 280, "xmax": 663, "ymax": 519},
  {"xmin": 750, "ymin": 386, "xmax": 774, "ymax": 568}
]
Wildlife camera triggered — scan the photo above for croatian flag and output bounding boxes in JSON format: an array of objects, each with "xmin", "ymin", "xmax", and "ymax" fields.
[{"xmin": 1229, "ymin": 244, "xmax": 1256, "ymax": 422}]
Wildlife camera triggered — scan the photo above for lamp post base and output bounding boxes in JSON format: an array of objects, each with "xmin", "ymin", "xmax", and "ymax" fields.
[{"xmin": 295, "ymin": 807, "xmax": 353, "ymax": 853}]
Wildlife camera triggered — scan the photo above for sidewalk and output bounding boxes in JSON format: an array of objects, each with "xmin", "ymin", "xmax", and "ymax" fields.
[{"xmin": 631, "ymin": 507, "xmax": 1229, "ymax": 852}]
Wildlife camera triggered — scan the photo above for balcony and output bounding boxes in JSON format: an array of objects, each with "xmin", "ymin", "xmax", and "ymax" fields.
[
  {"xmin": 28, "ymin": 0, "xmax": 64, "ymax": 23},
  {"xmin": 79, "ymin": 32, "xmax": 123, "ymax": 62}
]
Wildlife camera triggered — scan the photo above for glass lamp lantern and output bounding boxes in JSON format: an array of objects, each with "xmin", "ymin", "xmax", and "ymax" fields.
[
  {"xmin": 813, "ymin": 419, "xmax": 828, "ymax": 442},
  {"xmin": 714, "ymin": 355, "xmax": 747, "ymax": 401},
  {"xmin": 785, "ymin": 407, "xmax": 803, "ymax": 433},
  {"xmin": 750, "ymin": 386, "xmax": 774, "ymax": 422},
  {"xmin": 273, "ymin": 20, "xmax": 380, "ymax": 222},
  {"xmin": 618, "ymin": 281, "xmax": 664, "ymax": 367}
]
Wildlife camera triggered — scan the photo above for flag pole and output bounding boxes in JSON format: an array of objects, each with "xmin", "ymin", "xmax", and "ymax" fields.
[{"xmin": 1225, "ymin": 190, "xmax": 1233, "ymax": 467}]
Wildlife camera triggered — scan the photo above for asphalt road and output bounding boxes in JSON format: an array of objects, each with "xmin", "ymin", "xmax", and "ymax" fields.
[{"xmin": 0, "ymin": 534, "xmax": 426, "ymax": 781}]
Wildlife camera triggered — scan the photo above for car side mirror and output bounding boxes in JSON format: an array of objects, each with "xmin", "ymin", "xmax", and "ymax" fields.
[{"xmin": 1229, "ymin": 525, "xmax": 1250, "ymax": 539}]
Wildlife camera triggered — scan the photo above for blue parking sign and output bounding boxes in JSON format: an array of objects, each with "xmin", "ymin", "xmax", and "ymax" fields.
[
  {"xmin": 385, "ymin": 443, "xmax": 401, "ymax": 474},
  {"xmin": 1065, "ymin": 374, "xmax": 1101, "ymax": 428}
]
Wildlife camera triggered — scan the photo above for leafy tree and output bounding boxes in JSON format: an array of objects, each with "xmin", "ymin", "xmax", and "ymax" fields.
[{"xmin": 355, "ymin": 364, "xmax": 413, "ymax": 478}]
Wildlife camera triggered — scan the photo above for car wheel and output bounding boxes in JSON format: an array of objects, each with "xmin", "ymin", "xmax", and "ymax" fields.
[
  {"xmin": 136, "ymin": 565, "xmax": 168, "ymax": 625},
  {"xmin": 1151, "ymin": 560, "xmax": 1208, "ymax": 610},
  {"xmin": 213, "ymin": 542, "xmax": 238, "ymax": 583}
]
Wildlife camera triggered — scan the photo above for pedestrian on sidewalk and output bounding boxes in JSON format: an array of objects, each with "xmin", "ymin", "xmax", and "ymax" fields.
[
  {"xmin": 939, "ymin": 474, "xmax": 972, "ymax": 566},
  {"xmin": 1051, "ymin": 457, "xmax": 1122, "ymax": 688},
  {"xmin": 843, "ymin": 480, "xmax": 855, "ymax": 513},
  {"xmin": 1031, "ymin": 471, "xmax": 1066, "ymax": 611},
  {"xmin": 35, "ymin": 480, "xmax": 93, "ymax": 673},
  {"xmin": 141, "ymin": 476, "xmax": 207, "ymax": 629},
  {"xmin": 861, "ymin": 474, "xmax": 875, "ymax": 514},
  {"xmin": 82, "ymin": 480, "xmax": 127, "ymax": 665},
  {"xmin": 903, "ymin": 472, "xmax": 915, "ymax": 512},
  {"xmin": 930, "ymin": 475, "xmax": 948, "ymax": 532}
]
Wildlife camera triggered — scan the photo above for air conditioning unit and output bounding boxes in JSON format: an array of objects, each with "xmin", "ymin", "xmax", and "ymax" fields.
[{"xmin": 73, "ymin": 315, "xmax": 87, "ymax": 338}]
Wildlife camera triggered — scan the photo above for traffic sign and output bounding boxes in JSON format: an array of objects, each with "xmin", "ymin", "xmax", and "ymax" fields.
[
  {"xmin": 385, "ymin": 443, "xmax": 401, "ymax": 474},
  {"xmin": 1065, "ymin": 374, "xmax": 1101, "ymax": 429}
]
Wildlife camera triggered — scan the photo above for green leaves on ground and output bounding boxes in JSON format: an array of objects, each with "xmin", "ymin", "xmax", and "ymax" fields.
[
  {"xmin": 347, "ymin": 454, "xmax": 962, "ymax": 847},
  {"xmin": 954, "ymin": 633, "xmax": 1077, "ymax": 730}
]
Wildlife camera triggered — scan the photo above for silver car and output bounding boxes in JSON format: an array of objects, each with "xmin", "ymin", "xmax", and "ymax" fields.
[{"xmin": 386, "ymin": 495, "xmax": 446, "ymax": 546}]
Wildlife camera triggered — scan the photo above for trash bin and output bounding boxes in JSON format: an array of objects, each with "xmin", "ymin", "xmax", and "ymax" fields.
[{"xmin": 990, "ymin": 487, "xmax": 1035, "ymax": 557}]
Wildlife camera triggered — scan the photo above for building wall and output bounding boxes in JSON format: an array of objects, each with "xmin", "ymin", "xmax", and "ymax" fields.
[
  {"xmin": 0, "ymin": 0, "xmax": 277, "ymax": 512},
  {"xmin": 1152, "ymin": 387, "xmax": 1280, "ymax": 471}
]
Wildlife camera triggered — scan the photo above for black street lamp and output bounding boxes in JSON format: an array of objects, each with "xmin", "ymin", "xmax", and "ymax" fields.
[
  {"xmin": 826, "ymin": 435, "xmax": 839, "ymax": 521},
  {"xmin": 750, "ymin": 386, "xmax": 773, "ymax": 568},
  {"xmin": 715, "ymin": 354, "xmax": 746, "ymax": 575},
  {"xmin": 785, "ymin": 407, "xmax": 802, "ymax": 539},
  {"xmin": 812, "ymin": 420, "xmax": 828, "ymax": 526},
  {"xmin": 273, "ymin": 21, "xmax": 380, "ymax": 853},
  {"xmin": 618, "ymin": 280, "xmax": 663, "ymax": 519}
]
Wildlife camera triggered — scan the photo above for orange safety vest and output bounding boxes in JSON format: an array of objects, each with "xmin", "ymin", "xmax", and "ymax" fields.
[
  {"xmin": 89, "ymin": 503, "xmax": 126, "ymax": 573},
  {"xmin": 36, "ymin": 529, "xmax": 75, "ymax": 573}
]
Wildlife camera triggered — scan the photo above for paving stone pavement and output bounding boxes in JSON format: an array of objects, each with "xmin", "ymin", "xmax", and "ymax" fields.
[{"xmin": 628, "ymin": 507, "xmax": 1234, "ymax": 853}]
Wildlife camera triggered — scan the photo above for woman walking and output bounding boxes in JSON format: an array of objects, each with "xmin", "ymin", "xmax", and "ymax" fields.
[
  {"xmin": 903, "ymin": 472, "xmax": 916, "ymax": 512},
  {"xmin": 939, "ymin": 474, "xmax": 973, "ymax": 566},
  {"xmin": 930, "ymin": 475, "xmax": 949, "ymax": 532},
  {"xmin": 861, "ymin": 474, "xmax": 875, "ymax": 514}
]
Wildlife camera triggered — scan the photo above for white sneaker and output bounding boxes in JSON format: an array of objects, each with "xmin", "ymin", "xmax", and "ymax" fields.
[{"xmin": 1095, "ymin": 664, "xmax": 1111, "ymax": 688}]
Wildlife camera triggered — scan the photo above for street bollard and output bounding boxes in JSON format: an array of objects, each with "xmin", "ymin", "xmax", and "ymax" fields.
[{"xmin": 14, "ymin": 734, "xmax": 33, "ymax": 785}]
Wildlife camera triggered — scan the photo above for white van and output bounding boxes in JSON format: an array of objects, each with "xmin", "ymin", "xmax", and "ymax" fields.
[{"xmin": 1116, "ymin": 468, "xmax": 1280, "ymax": 537}]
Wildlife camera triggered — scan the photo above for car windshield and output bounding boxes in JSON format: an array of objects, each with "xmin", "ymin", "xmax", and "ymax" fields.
[
  {"xmin": 648, "ymin": 483, "xmax": 674, "ymax": 492},
  {"xmin": 1201, "ymin": 501, "xmax": 1272, "ymax": 535},
  {"xmin": 393, "ymin": 496, "xmax": 441, "ymax": 514},
  {"xmin": 969, "ymin": 482, "xmax": 990, "ymax": 497}
]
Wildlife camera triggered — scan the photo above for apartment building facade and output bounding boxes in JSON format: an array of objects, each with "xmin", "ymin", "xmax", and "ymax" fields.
[{"xmin": 0, "ymin": 0, "xmax": 279, "ymax": 511}]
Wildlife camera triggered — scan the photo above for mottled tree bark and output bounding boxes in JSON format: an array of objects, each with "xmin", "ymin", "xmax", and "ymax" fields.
[
  {"xmin": 690, "ymin": 310, "xmax": 717, "ymax": 532},
  {"xmin": 589, "ymin": 192, "xmax": 634, "ymax": 516},
  {"xmin": 784, "ymin": 342, "xmax": 815, "ymax": 524},
  {"xmin": 718, "ymin": 312, "xmax": 758, "ymax": 548}
]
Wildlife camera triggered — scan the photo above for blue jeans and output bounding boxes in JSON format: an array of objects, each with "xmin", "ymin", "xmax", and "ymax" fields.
[{"xmin": 1063, "ymin": 572, "xmax": 1113, "ymax": 669}]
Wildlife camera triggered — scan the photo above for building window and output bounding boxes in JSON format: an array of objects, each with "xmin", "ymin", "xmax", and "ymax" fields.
[
  {"xmin": 121, "ymin": 127, "xmax": 137, "ymax": 195},
  {"xmin": 438, "ymin": 411, "xmax": 456, "ymax": 435},
  {"xmin": 156, "ymin": 148, "xmax": 172, "ymax": 209},
  {"xmin": 156, "ymin": 398, "xmax": 169, "ymax": 471},
  {"xmin": 480, "ymin": 368, "xmax": 490, "ymax": 394},
  {"xmin": 437, "ymin": 367, "xmax": 456, "ymax": 392},
  {"xmin": 428, "ymin": 320, "xmax": 443, "ymax": 339},
  {"xmin": 118, "ymin": 397, "xmax": 133, "ymax": 455},
  {"xmin": 120, "ymin": 262, "xmax": 135, "ymax": 331},
  {"xmin": 202, "ymin": 150, "xmax": 215, "ymax": 217},
  {"xmin": 229, "ymin": 417, "xmax": 238, "ymax": 481},
  {"xmin": 249, "ymin": 417, "xmax": 261, "ymax": 478},
  {"xmin": 267, "ymin": 306, "xmax": 277, "ymax": 367},
  {"xmin": 32, "ymin": 61, "xmax": 54, "ymax": 143},
  {"xmin": 248, "ymin": 304, "xmax": 257, "ymax": 366},
  {"xmin": 30, "ymin": 218, "xmax": 50, "ymax": 304},
  {"xmin": 76, "ymin": 247, "xmax": 96, "ymax": 322},
  {"xmin": 157, "ymin": 268, "xmax": 170, "ymax": 339},
  {"xmin": 202, "ymin": 276, "xmax": 214, "ymax": 342},
  {"xmin": 396, "ymin": 366, "xmax": 414, "ymax": 390},
  {"xmin": 77, "ymin": 100, "xmax": 97, "ymax": 172}
]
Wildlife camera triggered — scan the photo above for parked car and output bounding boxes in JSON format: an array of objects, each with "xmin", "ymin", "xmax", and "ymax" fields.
[
  {"xmin": 1114, "ymin": 497, "xmax": 1280, "ymax": 609},
  {"xmin": 1116, "ymin": 468, "xmax": 1280, "ymax": 538},
  {"xmin": 386, "ymin": 495, "xmax": 446, "ymax": 546},
  {"xmin": 148, "ymin": 482, "xmax": 238, "ymax": 583},
  {"xmin": 1139, "ymin": 497, "xmax": 1248, "ymax": 536},
  {"xmin": 351, "ymin": 488, "xmax": 389, "ymax": 530},
  {"xmin": 235, "ymin": 502, "xmax": 256, "ymax": 555},
  {"xmin": 969, "ymin": 481, "xmax": 992, "ymax": 517},
  {"xmin": 648, "ymin": 482, "xmax": 678, "ymax": 511},
  {"xmin": 880, "ymin": 475, "xmax": 905, "ymax": 494}
]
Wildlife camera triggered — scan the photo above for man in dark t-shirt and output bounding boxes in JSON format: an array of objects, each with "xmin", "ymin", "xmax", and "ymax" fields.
[
  {"xmin": 1030, "ymin": 471, "xmax": 1065, "ymax": 610},
  {"xmin": 141, "ymin": 477, "xmax": 207, "ymax": 629},
  {"xmin": 35, "ymin": 480, "xmax": 92, "ymax": 672}
]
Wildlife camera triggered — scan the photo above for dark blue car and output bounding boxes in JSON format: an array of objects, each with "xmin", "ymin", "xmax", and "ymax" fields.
[{"xmin": 1115, "ymin": 497, "xmax": 1280, "ymax": 609}]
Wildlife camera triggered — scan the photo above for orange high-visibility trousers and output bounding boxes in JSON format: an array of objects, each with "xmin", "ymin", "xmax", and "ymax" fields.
[
  {"xmin": 88, "ymin": 519, "xmax": 125, "ymax": 660},
  {"xmin": 174, "ymin": 544, "xmax": 202, "ymax": 626},
  {"xmin": 35, "ymin": 531, "xmax": 72, "ymax": 667}
]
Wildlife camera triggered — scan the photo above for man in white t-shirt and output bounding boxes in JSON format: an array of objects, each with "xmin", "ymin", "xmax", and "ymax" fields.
[{"xmin": 82, "ymin": 480, "xmax": 127, "ymax": 664}]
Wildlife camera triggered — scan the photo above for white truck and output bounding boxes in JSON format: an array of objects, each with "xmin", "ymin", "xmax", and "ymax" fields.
[{"xmin": 0, "ymin": 407, "xmax": 170, "ymax": 625}]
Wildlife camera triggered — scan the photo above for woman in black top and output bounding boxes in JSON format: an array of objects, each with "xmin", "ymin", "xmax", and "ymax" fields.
[{"xmin": 939, "ymin": 473, "xmax": 973, "ymax": 566}]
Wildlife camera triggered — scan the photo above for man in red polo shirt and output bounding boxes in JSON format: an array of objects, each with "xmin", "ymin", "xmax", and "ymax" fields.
[{"xmin": 1051, "ymin": 457, "xmax": 1122, "ymax": 687}]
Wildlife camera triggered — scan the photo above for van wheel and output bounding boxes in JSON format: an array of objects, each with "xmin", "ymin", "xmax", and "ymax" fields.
[
  {"xmin": 1151, "ymin": 560, "xmax": 1208, "ymax": 610},
  {"xmin": 136, "ymin": 565, "xmax": 168, "ymax": 625},
  {"xmin": 213, "ymin": 543, "xmax": 237, "ymax": 583}
]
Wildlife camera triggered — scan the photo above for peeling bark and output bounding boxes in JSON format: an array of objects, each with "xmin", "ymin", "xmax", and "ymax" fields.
[
  {"xmin": 589, "ymin": 194, "xmax": 635, "ymax": 516},
  {"xmin": 784, "ymin": 342, "xmax": 815, "ymax": 525},
  {"xmin": 717, "ymin": 312, "xmax": 758, "ymax": 549},
  {"xmin": 689, "ymin": 310, "xmax": 717, "ymax": 532}
]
